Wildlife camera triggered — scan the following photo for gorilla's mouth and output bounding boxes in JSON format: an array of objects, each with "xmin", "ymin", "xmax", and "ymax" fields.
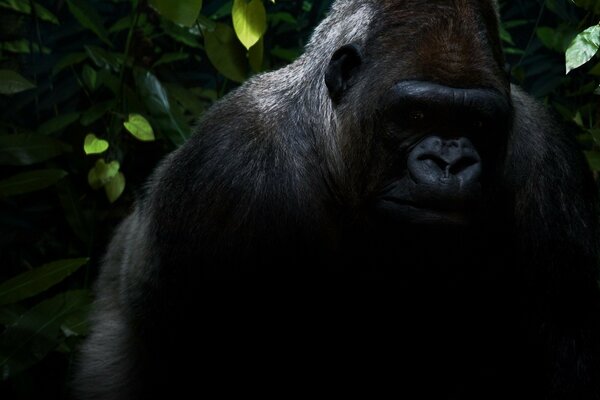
[
  {"xmin": 374, "ymin": 176, "xmax": 482, "ymax": 225},
  {"xmin": 376, "ymin": 197, "xmax": 472, "ymax": 225}
]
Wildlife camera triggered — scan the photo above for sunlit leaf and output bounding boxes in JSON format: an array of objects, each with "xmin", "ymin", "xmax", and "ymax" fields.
[
  {"xmin": 104, "ymin": 172, "xmax": 125, "ymax": 203},
  {"xmin": 566, "ymin": 25, "xmax": 600, "ymax": 74},
  {"xmin": 83, "ymin": 133, "xmax": 109, "ymax": 155},
  {"xmin": 124, "ymin": 114, "xmax": 155, "ymax": 142},
  {"xmin": 232, "ymin": 0, "xmax": 267, "ymax": 50},
  {"xmin": 87, "ymin": 159, "xmax": 119, "ymax": 190},
  {"xmin": 149, "ymin": 0, "xmax": 203, "ymax": 27},
  {"xmin": 0, "ymin": 70, "xmax": 35, "ymax": 95},
  {"xmin": 0, "ymin": 134, "xmax": 70, "ymax": 165},
  {"xmin": 0, "ymin": 169, "xmax": 67, "ymax": 197},
  {"xmin": 0, "ymin": 259, "xmax": 88, "ymax": 306}
]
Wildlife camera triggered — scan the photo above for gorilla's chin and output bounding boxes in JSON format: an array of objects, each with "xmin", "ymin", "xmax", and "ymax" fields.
[{"xmin": 374, "ymin": 199, "xmax": 471, "ymax": 225}]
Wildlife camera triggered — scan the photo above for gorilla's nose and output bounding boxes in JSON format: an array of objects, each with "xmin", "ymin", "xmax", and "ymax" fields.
[{"xmin": 408, "ymin": 136, "xmax": 481, "ymax": 186}]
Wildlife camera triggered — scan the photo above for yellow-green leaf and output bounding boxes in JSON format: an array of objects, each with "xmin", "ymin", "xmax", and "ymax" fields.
[
  {"xmin": 83, "ymin": 133, "xmax": 109, "ymax": 155},
  {"xmin": 149, "ymin": 0, "xmax": 203, "ymax": 27},
  {"xmin": 123, "ymin": 114, "xmax": 155, "ymax": 142},
  {"xmin": 87, "ymin": 159, "xmax": 119, "ymax": 190},
  {"xmin": 232, "ymin": 0, "xmax": 267, "ymax": 50},
  {"xmin": 104, "ymin": 172, "xmax": 125, "ymax": 203}
]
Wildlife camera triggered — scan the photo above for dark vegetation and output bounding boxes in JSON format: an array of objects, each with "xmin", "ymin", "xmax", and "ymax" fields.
[{"xmin": 0, "ymin": 0, "xmax": 599, "ymax": 398}]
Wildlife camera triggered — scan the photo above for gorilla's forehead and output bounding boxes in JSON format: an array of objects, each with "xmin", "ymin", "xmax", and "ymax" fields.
[{"xmin": 363, "ymin": 0, "xmax": 506, "ymax": 91}]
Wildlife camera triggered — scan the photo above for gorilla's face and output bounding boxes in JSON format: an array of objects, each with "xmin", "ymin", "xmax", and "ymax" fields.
[
  {"xmin": 373, "ymin": 81, "xmax": 510, "ymax": 225},
  {"xmin": 324, "ymin": 2, "xmax": 511, "ymax": 226}
]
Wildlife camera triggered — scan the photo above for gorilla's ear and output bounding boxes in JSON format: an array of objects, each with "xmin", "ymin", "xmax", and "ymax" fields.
[{"xmin": 325, "ymin": 44, "xmax": 363, "ymax": 102}]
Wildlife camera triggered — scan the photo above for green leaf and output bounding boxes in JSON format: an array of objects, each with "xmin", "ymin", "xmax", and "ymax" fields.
[
  {"xmin": 1, "ymin": 39, "xmax": 50, "ymax": 54},
  {"xmin": 232, "ymin": 0, "xmax": 267, "ymax": 50},
  {"xmin": 0, "ymin": 169, "xmax": 67, "ymax": 197},
  {"xmin": 66, "ymin": 0, "xmax": 112, "ymax": 47},
  {"xmin": 104, "ymin": 172, "xmax": 125, "ymax": 203},
  {"xmin": 124, "ymin": 114, "xmax": 155, "ymax": 142},
  {"xmin": 84, "ymin": 45, "xmax": 122, "ymax": 71},
  {"xmin": 82, "ymin": 65, "xmax": 98, "ymax": 91},
  {"xmin": 161, "ymin": 20, "xmax": 202, "ymax": 48},
  {"xmin": 87, "ymin": 159, "xmax": 119, "ymax": 190},
  {"xmin": 83, "ymin": 133, "xmax": 109, "ymax": 155},
  {"xmin": 0, "ymin": 134, "xmax": 70, "ymax": 165},
  {"xmin": 0, "ymin": 70, "xmax": 35, "ymax": 95},
  {"xmin": 80, "ymin": 100, "xmax": 115, "ymax": 126},
  {"xmin": 204, "ymin": 22, "xmax": 247, "ymax": 83},
  {"xmin": 586, "ymin": 151, "xmax": 600, "ymax": 171},
  {"xmin": 37, "ymin": 112, "xmax": 80, "ymax": 135},
  {"xmin": 165, "ymin": 83, "xmax": 206, "ymax": 115},
  {"xmin": 153, "ymin": 52, "xmax": 189, "ymax": 67},
  {"xmin": 149, "ymin": 0, "xmax": 203, "ymax": 27},
  {"xmin": 248, "ymin": 36, "xmax": 264, "ymax": 72},
  {"xmin": 566, "ymin": 25, "xmax": 600, "ymax": 74},
  {"xmin": 0, "ymin": 259, "xmax": 88, "ymax": 306},
  {"xmin": 572, "ymin": 0, "xmax": 600, "ymax": 14},
  {"xmin": 0, "ymin": 290, "xmax": 92, "ymax": 379},
  {"xmin": 0, "ymin": 0, "xmax": 59, "ymax": 24},
  {"xmin": 52, "ymin": 52, "xmax": 87, "ymax": 76},
  {"xmin": 135, "ymin": 70, "xmax": 190, "ymax": 146}
]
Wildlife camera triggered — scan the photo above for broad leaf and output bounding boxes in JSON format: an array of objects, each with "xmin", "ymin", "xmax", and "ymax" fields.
[
  {"xmin": 566, "ymin": 25, "xmax": 600, "ymax": 74},
  {"xmin": 123, "ymin": 114, "xmax": 155, "ymax": 142},
  {"xmin": 149, "ymin": 0, "xmax": 203, "ymax": 27},
  {"xmin": 0, "ymin": 70, "xmax": 35, "ymax": 95},
  {"xmin": 83, "ymin": 133, "xmax": 109, "ymax": 155},
  {"xmin": 135, "ymin": 70, "xmax": 190, "ymax": 146},
  {"xmin": 204, "ymin": 23, "xmax": 247, "ymax": 83},
  {"xmin": 0, "ymin": 290, "xmax": 92, "ymax": 380},
  {"xmin": 0, "ymin": 134, "xmax": 70, "ymax": 165},
  {"xmin": 66, "ymin": 0, "xmax": 112, "ymax": 46},
  {"xmin": 0, "ymin": 259, "xmax": 88, "ymax": 306},
  {"xmin": 87, "ymin": 159, "xmax": 119, "ymax": 190},
  {"xmin": 104, "ymin": 172, "xmax": 125, "ymax": 203},
  {"xmin": 37, "ymin": 112, "xmax": 80, "ymax": 135},
  {"xmin": 0, "ymin": 0, "xmax": 59, "ymax": 24},
  {"xmin": 0, "ymin": 169, "xmax": 67, "ymax": 197},
  {"xmin": 52, "ymin": 52, "xmax": 87, "ymax": 76},
  {"xmin": 232, "ymin": 0, "xmax": 267, "ymax": 50}
]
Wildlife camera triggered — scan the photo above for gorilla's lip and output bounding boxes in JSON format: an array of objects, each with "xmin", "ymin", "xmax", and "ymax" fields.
[{"xmin": 375, "ymin": 197, "xmax": 470, "ymax": 225}]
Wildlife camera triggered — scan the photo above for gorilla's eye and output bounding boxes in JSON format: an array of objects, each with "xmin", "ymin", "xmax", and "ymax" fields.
[
  {"xmin": 472, "ymin": 120, "xmax": 484, "ymax": 129},
  {"xmin": 409, "ymin": 110, "xmax": 425, "ymax": 121}
]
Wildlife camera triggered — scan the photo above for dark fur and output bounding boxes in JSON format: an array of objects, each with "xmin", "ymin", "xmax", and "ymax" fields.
[{"xmin": 75, "ymin": 1, "xmax": 600, "ymax": 399}]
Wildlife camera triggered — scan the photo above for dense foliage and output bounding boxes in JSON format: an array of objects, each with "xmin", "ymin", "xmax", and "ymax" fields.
[{"xmin": 0, "ymin": 0, "xmax": 598, "ymax": 398}]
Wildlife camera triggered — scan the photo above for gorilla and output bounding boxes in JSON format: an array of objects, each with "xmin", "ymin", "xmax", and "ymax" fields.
[{"xmin": 76, "ymin": 1, "xmax": 600, "ymax": 399}]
